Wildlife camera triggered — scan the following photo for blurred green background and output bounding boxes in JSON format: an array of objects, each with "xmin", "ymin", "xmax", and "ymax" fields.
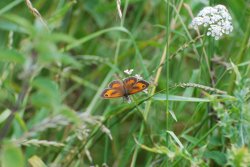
[{"xmin": 0, "ymin": 0, "xmax": 249, "ymax": 166}]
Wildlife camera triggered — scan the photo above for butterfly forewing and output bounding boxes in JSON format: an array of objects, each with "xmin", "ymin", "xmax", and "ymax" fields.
[
  {"xmin": 127, "ymin": 80, "xmax": 149, "ymax": 95},
  {"xmin": 109, "ymin": 80, "xmax": 123, "ymax": 89}
]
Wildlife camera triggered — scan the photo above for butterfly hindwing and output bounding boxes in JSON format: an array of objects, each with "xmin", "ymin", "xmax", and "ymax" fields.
[
  {"xmin": 109, "ymin": 80, "xmax": 123, "ymax": 89},
  {"xmin": 127, "ymin": 80, "xmax": 149, "ymax": 95},
  {"xmin": 101, "ymin": 88, "xmax": 124, "ymax": 98}
]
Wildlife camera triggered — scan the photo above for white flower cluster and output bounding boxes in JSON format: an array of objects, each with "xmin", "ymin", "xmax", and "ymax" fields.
[
  {"xmin": 124, "ymin": 69, "xmax": 142, "ymax": 79},
  {"xmin": 190, "ymin": 4, "xmax": 233, "ymax": 40},
  {"xmin": 124, "ymin": 69, "xmax": 134, "ymax": 75}
]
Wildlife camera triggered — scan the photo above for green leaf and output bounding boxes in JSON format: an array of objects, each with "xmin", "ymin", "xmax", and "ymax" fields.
[
  {"xmin": 60, "ymin": 105, "xmax": 81, "ymax": 125},
  {"xmin": 134, "ymin": 136, "xmax": 175, "ymax": 158},
  {"xmin": 31, "ymin": 77, "xmax": 61, "ymax": 109},
  {"xmin": 203, "ymin": 151, "xmax": 227, "ymax": 165},
  {"xmin": 227, "ymin": 146, "xmax": 250, "ymax": 166},
  {"xmin": 61, "ymin": 54, "xmax": 81, "ymax": 69},
  {"xmin": 0, "ymin": 49, "xmax": 25, "ymax": 64},
  {"xmin": 230, "ymin": 61, "xmax": 242, "ymax": 85},
  {"xmin": 0, "ymin": 20, "xmax": 26, "ymax": 33},
  {"xmin": 167, "ymin": 131, "xmax": 184, "ymax": 149},
  {"xmin": 1, "ymin": 141, "xmax": 25, "ymax": 167},
  {"xmin": 183, "ymin": 69, "xmax": 200, "ymax": 97},
  {"xmin": 169, "ymin": 110, "xmax": 177, "ymax": 122},
  {"xmin": 31, "ymin": 92, "xmax": 53, "ymax": 108},
  {"xmin": 35, "ymin": 41, "xmax": 60, "ymax": 63},
  {"xmin": 0, "ymin": 109, "xmax": 11, "ymax": 124},
  {"xmin": 153, "ymin": 94, "xmax": 211, "ymax": 102},
  {"xmin": 181, "ymin": 134, "xmax": 199, "ymax": 145},
  {"xmin": 32, "ymin": 77, "xmax": 60, "ymax": 98},
  {"xmin": 48, "ymin": 33, "xmax": 76, "ymax": 43},
  {"xmin": 48, "ymin": 1, "xmax": 75, "ymax": 25},
  {"xmin": 1, "ymin": 14, "xmax": 35, "ymax": 35},
  {"xmin": 0, "ymin": 0, "xmax": 23, "ymax": 15}
]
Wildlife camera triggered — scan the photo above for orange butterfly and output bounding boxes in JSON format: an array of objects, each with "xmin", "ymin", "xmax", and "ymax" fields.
[{"xmin": 101, "ymin": 76, "xmax": 149, "ymax": 102}]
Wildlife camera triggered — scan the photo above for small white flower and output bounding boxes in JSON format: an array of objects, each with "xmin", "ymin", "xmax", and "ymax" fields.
[
  {"xmin": 190, "ymin": 4, "xmax": 233, "ymax": 40},
  {"xmin": 134, "ymin": 74, "xmax": 143, "ymax": 80},
  {"xmin": 124, "ymin": 69, "xmax": 133, "ymax": 75},
  {"xmin": 143, "ymin": 89, "xmax": 148, "ymax": 94}
]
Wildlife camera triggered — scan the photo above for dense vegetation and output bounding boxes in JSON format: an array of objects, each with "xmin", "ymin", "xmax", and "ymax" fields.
[{"xmin": 0, "ymin": 0, "xmax": 249, "ymax": 166}]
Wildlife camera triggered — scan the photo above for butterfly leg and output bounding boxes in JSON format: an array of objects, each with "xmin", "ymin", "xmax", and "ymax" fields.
[{"xmin": 123, "ymin": 96, "xmax": 131, "ymax": 103}]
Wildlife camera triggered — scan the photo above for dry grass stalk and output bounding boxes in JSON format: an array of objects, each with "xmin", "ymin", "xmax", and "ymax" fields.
[
  {"xmin": 19, "ymin": 139, "xmax": 65, "ymax": 147},
  {"xmin": 25, "ymin": 0, "xmax": 49, "ymax": 31},
  {"xmin": 176, "ymin": 82, "xmax": 227, "ymax": 94},
  {"xmin": 116, "ymin": 0, "xmax": 123, "ymax": 19}
]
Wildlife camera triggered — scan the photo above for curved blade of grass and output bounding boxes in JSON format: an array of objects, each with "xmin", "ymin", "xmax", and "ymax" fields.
[
  {"xmin": 64, "ymin": 26, "xmax": 130, "ymax": 51},
  {"xmin": 0, "ymin": 0, "xmax": 23, "ymax": 15},
  {"xmin": 0, "ymin": 48, "xmax": 25, "ymax": 64},
  {"xmin": 1, "ymin": 14, "xmax": 35, "ymax": 35},
  {"xmin": 167, "ymin": 130, "xmax": 184, "ymax": 150},
  {"xmin": 169, "ymin": 110, "xmax": 177, "ymax": 122}
]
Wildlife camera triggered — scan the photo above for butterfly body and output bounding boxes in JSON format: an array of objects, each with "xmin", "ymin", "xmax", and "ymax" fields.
[{"xmin": 101, "ymin": 76, "xmax": 149, "ymax": 100}]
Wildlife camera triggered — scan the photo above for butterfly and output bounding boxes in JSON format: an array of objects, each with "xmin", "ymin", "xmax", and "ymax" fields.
[{"xmin": 101, "ymin": 76, "xmax": 149, "ymax": 102}]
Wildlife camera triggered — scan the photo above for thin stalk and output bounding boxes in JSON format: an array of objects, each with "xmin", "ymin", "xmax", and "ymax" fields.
[
  {"xmin": 165, "ymin": 0, "xmax": 171, "ymax": 166},
  {"xmin": 144, "ymin": 0, "xmax": 184, "ymax": 120},
  {"xmin": 209, "ymin": 0, "xmax": 214, "ymax": 69},
  {"xmin": 208, "ymin": 37, "xmax": 214, "ymax": 86},
  {"xmin": 207, "ymin": 0, "xmax": 215, "ymax": 130},
  {"xmin": 239, "ymin": 106, "xmax": 244, "ymax": 146},
  {"xmin": 144, "ymin": 45, "xmax": 167, "ymax": 120}
]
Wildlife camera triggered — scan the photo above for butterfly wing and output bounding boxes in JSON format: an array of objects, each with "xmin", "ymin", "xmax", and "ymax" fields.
[
  {"xmin": 101, "ymin": 80, "xmax": 125, "ymax": 98},
  {"xmin": 109, "ymin": 80, "xmax": 123, "ymax": 89},
  {"xmin": 127, "ymin": 80, "xmax": 149, "ymax": 95},
  {"xmin": 123, "ymin": 77, "xmax": 137, "ymax": 90},
  {"xmin": 123, "ymin": 77, "xmax": 149, "ymax": 95},
  {"xmin": 101, "ymin": 88, "xmax": 124, "ymax": 98},
  {"xmin": 101, "ymin": 77, "xmax": 149, "ymax": 98}
]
